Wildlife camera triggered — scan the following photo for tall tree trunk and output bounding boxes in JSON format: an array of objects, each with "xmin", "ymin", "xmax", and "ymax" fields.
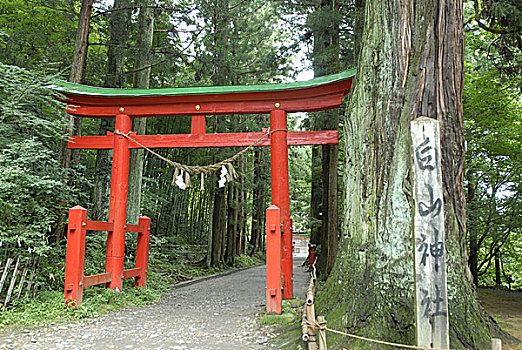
[
  {"xmin": 250, "ymin": 147, "xmax": 267, "ymax": 256},
  {"xmin": 469, "ymin": 229, "xmax": 479, "ymax": 285},
  {"xmin": 54, "ymin": 0, "xmax": 94, "ymax": 243},
  {"xmin": 60, "ymin": 0, "xmax": 94, "ymax": 168},
  {"xmin": 467, "ymin": 176, "xmax": 479, "ymax": 285},
  {"xmin": 310, "ymin": 146, "xmax": 322, "ymax": 247},
  {"xmin": 60, "ymin": 0, "xmax": 93, "ymax": 168},
  {"xmin": 206, "ymin": 0, "xmax": 230, "ymax": 266},
  {"xmin": 494, "ymin": 250, "xmax": 502, "ymax": 286},
  {"xmin": 315, "ymin": 1, "xmax": 491, "ymax": 349},
  {"xmin": 127, "ymin": 0, "xmax": 155, "ymax": 224},
  {"xmin": 237, "ymin": 168, "xmax": 245, "ymax": 255},
  {"xmin": 311, "ymin": 0, "xmax": 341, "ymax": 276},
  {"xmin": 233, "ymin": 183, "xmax": 240, "ymax": 256},
  {"xmin": 225, "ymin": 183, "xmax": 237, "ymax": 265},
  {"xmin": 91, "ymin": 0, "xmax": 131, "ymax": 221}
]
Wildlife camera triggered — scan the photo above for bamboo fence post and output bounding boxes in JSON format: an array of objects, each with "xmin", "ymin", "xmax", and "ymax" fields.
[
  {"xmin": 306, "ymin": 302, "xmax": 317, "ymax": 350},
  {"xmin": 302, "ymin": 307, "xmax": 309, "ymax": 342},
  {"xmin": 317, "ymin": 316, "xmax": 327, "ymax": 350}
]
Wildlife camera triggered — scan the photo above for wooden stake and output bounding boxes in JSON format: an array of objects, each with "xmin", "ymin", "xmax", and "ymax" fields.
[
  {"xmin": 4, "ymin": 257, "xmax": 20, "ymax": 306},
  {"xmin": 24, "ymin": 257, "xmax": 39, "ymax": 300},
  {"xmin": 14, "ymin": 260, "xmax": 30, "ymax": 304},
  {"xmin": 0, "ymin": 257, "xmax": 13, "ymax": 296},
  {"xmin": 317, "ymin": 316, "xmax": 327, "ymax": 350},
  {"xmin": 492, "ymin": 338, "xmax": 502, "ymax": 350}
]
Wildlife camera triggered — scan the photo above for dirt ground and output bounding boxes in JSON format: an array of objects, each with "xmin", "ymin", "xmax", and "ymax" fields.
[{"xmin": 478, "ymin": 287, "xmax": 522, "ymax": 350}]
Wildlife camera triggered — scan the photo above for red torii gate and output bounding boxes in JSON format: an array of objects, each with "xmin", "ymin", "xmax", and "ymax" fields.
[{"xmin": 55, "ymin": 69, "xmax": 355, "ymax": 311}]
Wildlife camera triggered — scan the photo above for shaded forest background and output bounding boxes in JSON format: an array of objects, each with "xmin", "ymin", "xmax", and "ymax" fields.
[{"xmin": 0, "ymin": 0, "xmax": 520, "ymax": 318}]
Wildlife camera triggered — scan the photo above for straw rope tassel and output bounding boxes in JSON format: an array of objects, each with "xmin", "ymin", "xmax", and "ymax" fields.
[
  {"xmin": 172, "ymin": 168, "xmax": 180, "ymax": 186},
  {"xmin": 184, "ymin": 171, "xmax": 191, "ymax": 188}
]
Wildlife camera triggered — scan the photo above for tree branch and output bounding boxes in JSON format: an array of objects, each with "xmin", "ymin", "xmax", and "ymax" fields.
[
  {"xmin": 125, "ymin": 59, "xmax": 167, "ymax": 74},
  {"xmin": 473, "ymin": 0, "xmax": 516, "ymax": 35}
]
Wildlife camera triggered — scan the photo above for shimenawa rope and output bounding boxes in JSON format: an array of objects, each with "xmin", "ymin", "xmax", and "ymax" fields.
[{"xmin": 113, "ymin": 128, "xmax": 287, "ymax": 187}]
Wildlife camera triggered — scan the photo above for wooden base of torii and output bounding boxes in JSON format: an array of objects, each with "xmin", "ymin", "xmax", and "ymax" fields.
[{"xmin": 55, "ymin": 69, "xmax": 355, "ymax": 309}]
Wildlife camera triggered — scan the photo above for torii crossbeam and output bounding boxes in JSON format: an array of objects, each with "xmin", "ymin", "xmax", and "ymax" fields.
[{"xmin": 55, "ymin": 69, "xmax": 355, "ymax": 311}]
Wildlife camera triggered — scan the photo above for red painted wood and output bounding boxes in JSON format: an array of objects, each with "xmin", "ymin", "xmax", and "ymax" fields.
[
  {"xmin": 270, "ymin": 110, "xmax": 293, "ymax": 300},
  {"xmin": 64, "ymin": 90, "xmax": 348, "ymax": 117},
  {"xmin": 83, "ymin": 272, "xmax": 112, "ymax": 288},
  {"xmin": 68, "ymin": 130, "xmax": 339, "ymax": 149},
  {"xmin": 124, "ymin": 223, "xmax": 140, "ymax": 233},
  {"xmin": 64, "ymin": 206, "xmax": 87, "ymax": 305},
  {"xmin": 62, "ymin": 79, "xmax": 352, "ymax": 117},
  {"xmin": 134, "ymin": 216, "xmax": 151, "ymax": 287},
  {"xmin": 106, "ymin": 114, "xmax": 132, "ymax": 291},
  {"xmin": 85, "ymin": 220, "xmax": 114, "ymax": 232},
  {"xmin": 266, "ymin": 205, "xmax": 282, "ymax": 314},
  {"xmin": 191, "ymin": 115, "xmax": 206, "ymax": 134},
  {"xmin": 122, "ymin": 268, "xmax": 142, "ymax": 279}
]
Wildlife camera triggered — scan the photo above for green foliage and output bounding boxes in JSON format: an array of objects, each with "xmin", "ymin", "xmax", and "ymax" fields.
[
  {"xmin": 465, "ymin": 0, "xmax": 522, "ymax": 77},
  {"xmin": 0, "ymin": 63, "xmax": 72, "ymax": 257},
  {"xmin": 0, "ymin": 285, "xmax": 162, "ymax": 327},
  {"xmin": 463, "ymin": 27, "xmax": 522, "ymax": 288},
  {"xmin": 0, "ymin": 0, "xmax": 78, "ymax": 69}
]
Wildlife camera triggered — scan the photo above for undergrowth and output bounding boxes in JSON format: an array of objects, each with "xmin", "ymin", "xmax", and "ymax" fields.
[
  {"xmin": 260, "ymin": 298, "xmax": 302, "ymax": 326},
  {"xmin": 0, "ymin": 253, "xmax": 264, "ymax": 328}
]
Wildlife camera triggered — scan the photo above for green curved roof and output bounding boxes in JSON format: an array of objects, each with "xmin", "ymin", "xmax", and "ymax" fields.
[{"xmin": 51, "ymin": 68, "xmax": 356, "ymax": 97}]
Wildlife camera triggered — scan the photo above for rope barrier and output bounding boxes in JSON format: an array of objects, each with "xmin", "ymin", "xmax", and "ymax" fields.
[
  {"xmin": 323, "ymin": 327, "xmax": 452, "ymax": 350},
  {"xmin": 113, "ymin": 128, "xmax": 288, "ymax": 187},
  {"xmin": 303, "ymin": 253, "xmax": 452, "ymax": 350}
]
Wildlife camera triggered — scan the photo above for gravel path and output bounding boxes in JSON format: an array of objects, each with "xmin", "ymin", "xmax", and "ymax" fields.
[{"xmin": 0, "ymin": 257, "xmax": 309, "ymax": 350}]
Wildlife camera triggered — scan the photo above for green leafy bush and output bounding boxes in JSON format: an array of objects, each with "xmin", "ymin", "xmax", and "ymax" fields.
[{"xmin": 0, "ymin": 63, "xmax": 69, "ymax": 257}]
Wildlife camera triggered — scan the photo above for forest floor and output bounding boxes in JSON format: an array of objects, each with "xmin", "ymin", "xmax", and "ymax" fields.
[
  {"xmin": 0, "ymin": 257, "xmax": 309, "ymax": 350},
  {"xmin": 478, "ymin": 287, "xmax": 522, "ymax": 350}
]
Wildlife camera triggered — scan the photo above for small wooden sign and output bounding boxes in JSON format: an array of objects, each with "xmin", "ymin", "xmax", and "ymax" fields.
[{"xmin": 411, "ymin": 117, "xmax": 450, "ymax": 349}]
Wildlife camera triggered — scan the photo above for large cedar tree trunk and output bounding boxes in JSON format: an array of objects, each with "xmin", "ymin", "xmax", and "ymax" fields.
[{"xmin": 315, "ymin": 1, "xmax": 491, "ymax": 349}]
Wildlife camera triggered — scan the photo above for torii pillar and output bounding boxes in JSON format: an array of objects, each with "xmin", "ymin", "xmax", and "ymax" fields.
[
  {"xmin": 270, "ymin": 109, "xmax": 293, "ymax": 299},
  {"xmin": 106, "ymin": 113, "xmax": 132, "ymax": 291}
]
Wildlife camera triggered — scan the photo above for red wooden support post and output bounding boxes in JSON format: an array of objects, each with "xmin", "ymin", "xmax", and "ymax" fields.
[
  {"xmin": 106, "ymin": 113, "xmax": 132, "ymax": 291},
  {"xmin": 64, "ymin": 206, "xmax": 87, "ymax": 305},
  {"xmin": 270, "ymin": 109, "xmax": 293, "ymax": 299},
  {"xmin": 266, "ymin": 205, "xmax": 282, "ymax": 314},
  {"xmin": 191, "ymin": 115, "xmax": 206, "ymax": 134},
  {"xmin": 135, "ymin": 216, "xmax": 151, "ymax": 287}
]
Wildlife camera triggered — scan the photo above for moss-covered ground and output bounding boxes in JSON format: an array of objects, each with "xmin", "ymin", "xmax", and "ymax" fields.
[{"xmin": 478, "ymin": 287, "xmax": 522, "ymax": 350}]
